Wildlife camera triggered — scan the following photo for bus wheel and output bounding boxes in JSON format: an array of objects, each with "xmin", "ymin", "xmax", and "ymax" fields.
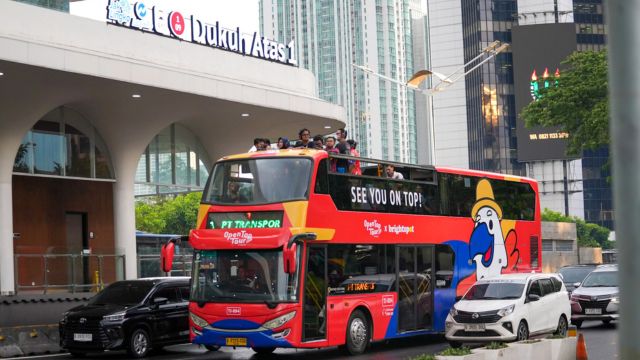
[
  {"xmin": 252, "ymin": 347, "xmax": 276, "ymax": 354},
  {"xmin": 205, "ymin": 345, "xmax": 220, "ymax": 351},
  {"xmin": 345, "ymin": 310, "xmax": 370, "ymax": 355}
]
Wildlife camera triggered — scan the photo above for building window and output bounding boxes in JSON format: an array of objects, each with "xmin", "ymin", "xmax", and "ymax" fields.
[
  {"xmin": 13, "ymin": 106, "xmax": 114, "ymax": 179},
  {"xmin": 542, "ymin": 240, "xmax": 554, "ymax": 252},
  {"xmin": 135, "ymin": 124, "xmax": 211, "ymax": 197},
  {"xmin": 555, "ymin": 241, "xmax": 573, "ymax": 252}
]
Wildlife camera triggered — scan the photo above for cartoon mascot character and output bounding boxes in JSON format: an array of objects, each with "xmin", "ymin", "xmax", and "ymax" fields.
[{"xmin": 469, "ymin": 179, "xmax": 509, "ymax": 280}]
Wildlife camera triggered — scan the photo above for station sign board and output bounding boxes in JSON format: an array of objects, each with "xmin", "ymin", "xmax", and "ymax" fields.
[{"xmin": 106, "ymin": 0, "xmax": 297, "ymax": 66}]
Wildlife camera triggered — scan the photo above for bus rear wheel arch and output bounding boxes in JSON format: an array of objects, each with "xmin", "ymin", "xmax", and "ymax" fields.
[{"xmin": 345, "ymin": 308, "xmax": 372, "ymax": 355}]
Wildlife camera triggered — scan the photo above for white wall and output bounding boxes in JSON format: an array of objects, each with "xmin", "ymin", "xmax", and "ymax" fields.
[{"xmin": 427, "ymin": 0, "xmax": 469, "ymax": 168}]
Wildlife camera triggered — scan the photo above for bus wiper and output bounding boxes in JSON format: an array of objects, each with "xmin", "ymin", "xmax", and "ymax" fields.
[{"xmin": 264, "ymin": 300, "xmax": 278, "ymax": 309}]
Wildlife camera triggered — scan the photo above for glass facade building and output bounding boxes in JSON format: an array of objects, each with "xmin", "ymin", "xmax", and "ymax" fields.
[
  {"xmin": 261, "ymin": 0, "xmax": 425, "ymax": 163},
  {"xmin": 461, "ymin": 0, "xmax": 524, "ymax": 175}
]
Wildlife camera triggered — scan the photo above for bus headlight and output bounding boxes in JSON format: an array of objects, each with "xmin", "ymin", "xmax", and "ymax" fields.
[
  {"xmin": 190, "ymin": 312, "xmax": 209, "ymax": 328},
  {"xmin": 263, "ymin": 311, "xmax": 296, "ymax": 330}
]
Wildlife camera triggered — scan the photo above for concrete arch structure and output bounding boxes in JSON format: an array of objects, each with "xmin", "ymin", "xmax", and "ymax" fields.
[{"xmin": 0, "ymin": 1, "xmax": 346, "ymax": 294}]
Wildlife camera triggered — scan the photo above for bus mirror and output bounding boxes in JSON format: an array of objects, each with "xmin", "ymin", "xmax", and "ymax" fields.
[
  {"xmin": 160, "ymin": 241, "xmax": 175, "ymax": 273},
  {"xmin": 284, "ymin": 243, "xmax": 297, "ymax": 274}
]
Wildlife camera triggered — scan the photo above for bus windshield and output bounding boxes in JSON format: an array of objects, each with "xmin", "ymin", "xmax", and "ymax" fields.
[
  {"xmin": 204, "ymin": 158, "xmax": 313, "ymax": 205},
  {"xmin": 190, "ymin": 250, "xmax": 299, "ymax": 303}
]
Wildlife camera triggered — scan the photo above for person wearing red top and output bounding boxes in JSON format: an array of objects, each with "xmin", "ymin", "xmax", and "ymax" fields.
[{"xmin": 347, "ymin": 139, "xmax": 361, "ymax": 175}]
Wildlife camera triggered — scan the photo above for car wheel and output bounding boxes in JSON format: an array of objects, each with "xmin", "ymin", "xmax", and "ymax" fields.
[
  {"xmin": 516, "ymin": 321, "xmax": 529, "ymax": 341},
  {"xmin": 603, "ymin": 319, "xmax": 612, "ymax": 325},
  {"xmin": 345, "ymin": 310, "xmax": 370, "ymax": 355},
  {"xmin": 448, "ymin": 341, "xmax": 463, "ymax": 349},
  {"xmin": 554, "ymin": 316, "xmax": 568, "ymax": 337},
  {"xmin": 205, "ymin": 345, "xmax": 221, "ymax": 351},
  {"xmin": 69, "ymin": 352, "xmax": 87, "ymax": 358},
  {"xmin": 128, "ymin": 328, "xmax": 152, "ymax": 358},
  {"xmin": 251, "ymin": 347, "xmax": 276, "ymax": 354},
  {"xmin": 572, "ymin": 320, "xmax": 582, "ymax": 329}
]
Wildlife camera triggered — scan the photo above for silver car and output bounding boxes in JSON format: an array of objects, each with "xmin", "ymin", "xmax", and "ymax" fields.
[{"xmin": 570, "ymin": 265, "xmax": 618, "ymax": 328}]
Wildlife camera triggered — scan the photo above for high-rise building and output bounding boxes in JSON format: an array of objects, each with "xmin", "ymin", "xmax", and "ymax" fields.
[{"xmin": 261, "ymin": 0, "xmax": 431, "ymax": 164}]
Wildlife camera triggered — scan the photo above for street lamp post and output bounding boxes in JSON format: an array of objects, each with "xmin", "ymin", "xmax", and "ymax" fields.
[{"xmin": 352, "ymin": 40, "xmax": 511, "ymax": 165}]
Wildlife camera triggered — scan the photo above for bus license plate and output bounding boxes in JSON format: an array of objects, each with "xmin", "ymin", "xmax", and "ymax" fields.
[
  {"xmin": 225, "ymin": 337, "xmax": 247, "ymax": 346},
  {"xmin": 585, "ymin": 308, "xmax": 602, "ymax": 315},
  {"xmin": 464, "ymin": 324, "xmax": 485, "ymax": 332},
  {"xmin": 73, "ymin": 333, "xmax": 92, "ymax": 342}
]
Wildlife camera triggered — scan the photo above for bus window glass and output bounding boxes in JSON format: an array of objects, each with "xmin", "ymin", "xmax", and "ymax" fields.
[
  {"xmin": 435, "ymin": 245, "xmax": 455, "ymax": 288},
  {"xmin": 327, "ymin": 245, "xmax": 393, "ymax": 295},
  {"xmin": 204, "ymin": 158, "xmax": 312, "ymax": 205},
  {"xmin": 190, "ymin": 250, "xmax": 299, "ymax": 303}
]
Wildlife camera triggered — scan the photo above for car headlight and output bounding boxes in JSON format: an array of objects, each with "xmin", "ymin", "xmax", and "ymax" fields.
[
  {"xmin": 497, "ymin": 304, "xmax": 515, "ymax": 317},
  {"xmin": 449, "ymin": 307, "xmax": 458, "ymax": 317},
  {"xmin": 190, "ymin": 312, "xmax": 209, "ymax": 328},
  {"xmin": 103, "ymin": 311, "xmax": 125, "ymax": 322},
  {"xmin": 60, "ymin": 311, "xmax": 69, "ymax": 323},
  {"xmin": 263, "ymin": 311, "xmax": 296, "ymax": 330},
  {"xmin": 611, "ymin": 296, "xmax": 619, "ymax": 304}
]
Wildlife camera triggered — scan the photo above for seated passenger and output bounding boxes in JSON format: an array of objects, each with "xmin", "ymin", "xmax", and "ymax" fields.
[
  {"xmin": 224, "ymin": 182, "xmax": 248, "ymax": 203},
  {"xmin": 384, "ymin": 164, "xmax": 404, "ymax": 180}
]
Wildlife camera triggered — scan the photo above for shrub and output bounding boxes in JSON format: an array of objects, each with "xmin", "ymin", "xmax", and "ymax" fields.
[
  {"xmin": 439, "ymin": 346, "xmax": 472, "ymax": 356},
  {"xmin": 485, "ymin": 342, "xmax": 508, "ymax": 349},
  {"xmin": 407, "ymin": 354, "xmax": 436, "ymax": 360}
]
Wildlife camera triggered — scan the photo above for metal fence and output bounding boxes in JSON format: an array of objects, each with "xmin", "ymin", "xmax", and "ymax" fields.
[
  {"xmin": 13, "ymin": 254, "xmax": 125, "ymax": 294},
  {"xmin": 137, "ymin": 254, "xmax": 192, "ymax": 278}
]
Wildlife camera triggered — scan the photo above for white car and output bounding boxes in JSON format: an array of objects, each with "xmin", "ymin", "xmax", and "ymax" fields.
[{"xmin": 445, "ymin": 273, "xmax": 571, "ymax": 346}]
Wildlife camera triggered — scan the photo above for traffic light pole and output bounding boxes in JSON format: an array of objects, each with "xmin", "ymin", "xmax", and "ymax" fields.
[{"xmin": 606, "ymin": 1, "xmax": 640, "ymax": 358}]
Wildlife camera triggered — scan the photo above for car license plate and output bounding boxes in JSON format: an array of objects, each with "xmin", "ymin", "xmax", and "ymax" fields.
[
  {"xmin": 464, "ymin": 324, "xmax": 486, "ymax": 332},
  {"xmin": 225, "ymin": 337, "xmax": 247, "ymax": 346},
  {"xmin": 73, "ymin": 333, "xmax": 92, "ymax": 342},
  {"xmin": 585, "ymin": 308, "xmax": 602, "ymax": 315}
]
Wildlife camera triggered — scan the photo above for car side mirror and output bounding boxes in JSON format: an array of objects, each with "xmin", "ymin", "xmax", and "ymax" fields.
[
  {"xmin": 152, "ymin": 297, "xmax": 168, "ymax": 307},
  {"xmin": 527, "ymin": 293, "xmax": 540, "ymax": 302},
  {"xmin": 573, "ymin": 282, "xmax": 581, "ymax": 288},
  {"xmin": 284, "ymin": 243, "xmax": 297, "ymax": 274}
]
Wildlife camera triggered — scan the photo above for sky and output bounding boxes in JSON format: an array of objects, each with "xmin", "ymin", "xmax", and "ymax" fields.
[{"xmin": 70, "ymin": 0, "xmax": 260, "ymax": 35}]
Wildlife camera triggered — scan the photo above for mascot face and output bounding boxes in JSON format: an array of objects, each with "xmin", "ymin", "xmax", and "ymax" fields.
[{"xmin": 470, "ymin": 206, "xmax": 507, "ymax": 280}]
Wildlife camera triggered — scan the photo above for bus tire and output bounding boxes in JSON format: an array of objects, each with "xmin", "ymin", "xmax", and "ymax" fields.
[
  {"xmin": 345, "ymin": 309, "xmax": 370, "ymax": 355},
  {"xmin": 251, "ymin": 347, "xmax": 276, "ymax": 354},
  {"xmin": 205, "ymin": 345, "xmax": 220, "ymax": 351}
]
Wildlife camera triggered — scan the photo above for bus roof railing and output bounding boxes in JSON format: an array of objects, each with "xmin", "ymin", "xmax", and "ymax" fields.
[{"xmin": 327, "ymin": 153, "xmax": 438, "ymax": 185}]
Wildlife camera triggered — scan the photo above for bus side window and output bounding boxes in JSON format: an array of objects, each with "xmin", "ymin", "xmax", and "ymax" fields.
[
  {"xmin": 314, "ymin": 159, "xmax": 329, "ymax": 194},
  {"xmin": 435, "ymin": 244, "xmax": 455, "ymax": 288}
]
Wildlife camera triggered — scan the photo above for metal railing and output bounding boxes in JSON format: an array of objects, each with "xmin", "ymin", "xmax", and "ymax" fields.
[
  {"xmin": 14, "ymin": 254, "xmax": 125, "ymax": 294},
  {"xmin": 137, "ymin": 254, "xmax": 192, "ymax": 278}
]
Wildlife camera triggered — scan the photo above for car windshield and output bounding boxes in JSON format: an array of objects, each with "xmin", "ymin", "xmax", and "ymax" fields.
[
  {"xmin": 581, "ymin": 271, "xmax": 618, "ymax": 287},
  {"xmin": 89, "ymin": 281, "xmax": 153, "ymax": 306},
  {"xmin": 559, "ymin": 267, "xmax": 595, "ymax": 284},
  {"xmin": 191, "ymin": 249, "xmax": 300, "ymax": 303},
  {"xmin": 204, "ymin": 158, "xmax": 313, "ymax": 205},
  {"xmin": 463, "ymin": 282, "xmax": 525, "ymax": 300}
]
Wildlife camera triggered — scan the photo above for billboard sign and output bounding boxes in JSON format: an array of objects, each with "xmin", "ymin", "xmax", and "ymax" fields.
[{"xmin": 512, "ymin": 23, "xmax": 577, "ymax": 161}]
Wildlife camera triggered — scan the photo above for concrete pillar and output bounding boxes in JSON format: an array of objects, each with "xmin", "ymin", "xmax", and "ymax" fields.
[
  {"xmin": 0, "ymin": 180, "xmax": 14, "ymax": 295},
  {"xmin": 112, "ymin": 159, "xmax": 139, "ymax": 280}
]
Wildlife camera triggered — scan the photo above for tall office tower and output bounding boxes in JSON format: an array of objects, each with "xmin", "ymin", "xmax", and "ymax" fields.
[
  {"xmin": 261, "ymin": 0, "xmax": 430, "ymax": 164},
  {"xmin": 427, "ymin": 0, "xmax": 524, "ymax": 173},
  {"xmin": 573, "ymin": 0, "xmax": 611, "ymax": 229}
]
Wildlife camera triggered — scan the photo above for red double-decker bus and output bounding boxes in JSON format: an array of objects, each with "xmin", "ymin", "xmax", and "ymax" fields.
[{"xmin": 161, "ymin": 149, "xmax": 541, "ymax": 355}]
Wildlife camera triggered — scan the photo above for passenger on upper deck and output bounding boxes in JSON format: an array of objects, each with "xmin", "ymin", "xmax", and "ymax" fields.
[
  {"xmin": 312, "ymin": 135, "xmax": 325, "ymax": 150},
  {"xmin": 295, "ymin": 128, "xmax": 314, "ymax": 148},
  {"xmin": 384, "ymin": 164, "xmax": 404, "ymax": 180},
  {"xmin": 277, "ymin": 137, "xmax": 291, "ymax": 149}
]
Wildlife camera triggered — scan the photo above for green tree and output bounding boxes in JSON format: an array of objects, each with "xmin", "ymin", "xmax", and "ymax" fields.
[
  {"xmin": 521, "ymin": 50, "xmax": 609, "ymax": 156},
  {"xmin": 135, "ymin": 192, "xmax": 202, "ymax": 235},
  {"xmin": 541, "ymin": 208, "xmax": 612, "ymax": 249}
]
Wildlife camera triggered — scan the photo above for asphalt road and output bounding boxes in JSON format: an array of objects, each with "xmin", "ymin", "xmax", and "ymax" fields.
[
  {"xmin": 579, "ymin": 320, "xmax": 619, "ymax": 359},
  {"xmin": 12, "ymin": 322, "xmax": 618, "ymax": 360},
  {"xmin": 10, "ymin": 335, "xmax": 449, "ymax": 360}
]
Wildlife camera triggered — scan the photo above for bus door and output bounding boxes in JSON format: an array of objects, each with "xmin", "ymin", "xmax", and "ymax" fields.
[
  {"xmin": 302, "ymin": 245, "xmax": 327, "ymax": 341},
  {"xmin": 397, "ymin": 245, "xmax": 434, "ymax": 332}
]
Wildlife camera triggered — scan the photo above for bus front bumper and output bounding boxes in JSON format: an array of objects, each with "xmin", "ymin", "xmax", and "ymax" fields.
[{"xmin": 192, "ymin": 325, "xmax": 293, "ymax": 349}]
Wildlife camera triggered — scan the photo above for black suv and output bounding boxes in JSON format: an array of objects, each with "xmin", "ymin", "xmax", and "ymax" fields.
[
  {"xmin": 558, "ymin": 264, "xmax": 598, "ymax": 294},
  {"xmin": 60, "ymin": 277, "xmax": 190, "ymax": 358}
]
